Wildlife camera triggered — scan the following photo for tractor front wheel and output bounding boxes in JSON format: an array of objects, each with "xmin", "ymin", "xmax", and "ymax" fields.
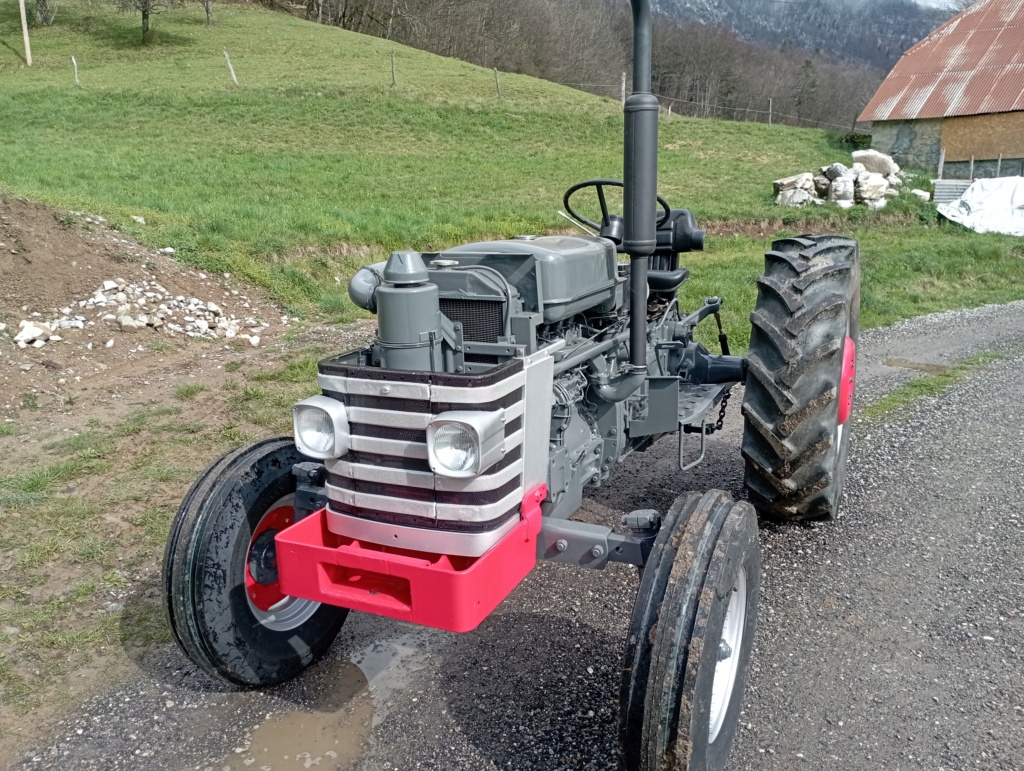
[
  {"xmin": 619, "ymin": 490, "xmax": 761, "ymax": 771},
  {"xmin": 163, "ymin": 438, "xmax": 348, "ymax": 686}
]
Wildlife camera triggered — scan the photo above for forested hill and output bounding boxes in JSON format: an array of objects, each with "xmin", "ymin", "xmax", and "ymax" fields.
[
  {"xmin": 279, "ymin": 0, "xmax": 955, "ymax": 129},
  {"xmin": 655, "ymin": 0, "xmax": 952, "ymax": 70}
]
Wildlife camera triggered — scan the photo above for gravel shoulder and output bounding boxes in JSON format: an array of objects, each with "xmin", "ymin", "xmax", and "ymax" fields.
[
  {"xmin": 730, "ymin": 349, "xmax": 1024, "ymax": 770},
  {"xmin": 9, "ymin": 297, "xmax": 1024, "ymax": 770}
]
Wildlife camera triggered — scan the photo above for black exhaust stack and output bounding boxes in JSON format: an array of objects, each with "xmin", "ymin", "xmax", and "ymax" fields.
[{"xmin": 624, "ymin": 0, "xmax": 659, "ymax": 370}]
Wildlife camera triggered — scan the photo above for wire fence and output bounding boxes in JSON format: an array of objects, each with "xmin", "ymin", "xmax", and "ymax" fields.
[{"xmin": 555, "ymin": 81, "xmax": 869, "ymax": 134}]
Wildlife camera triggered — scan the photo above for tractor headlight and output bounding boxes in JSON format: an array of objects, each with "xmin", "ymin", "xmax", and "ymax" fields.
[
  {"xmin": 431, "ymin": 423, "xmax": 477, "ymax": 473},
  {"xmin": 427, "ymin": 410, "xmax": 505, "ymax": 478},
  {"xmin": 292, "ymin": 396, "xmax": 350, "ymax": 460}
]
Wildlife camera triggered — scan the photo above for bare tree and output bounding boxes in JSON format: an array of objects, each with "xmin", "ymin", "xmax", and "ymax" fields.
[
  {"xmin": 200, "ymin": 0, "xmax": 213, "ymax": 25},
  {"xmin": 35, "ymin": 0, "xmax": 57, "ymax": 25},
  {"xmin": 949, "ymin": 0, "xmax": 976, "ymax": 11},
  {"xmin": 110, "ymin": 0, "xmax": 180, "ymax": 42}
]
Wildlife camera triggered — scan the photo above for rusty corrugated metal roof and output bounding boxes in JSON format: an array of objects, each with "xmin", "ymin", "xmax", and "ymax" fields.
[{"xmin": 860, "ymin": 0, "xmax": 1024, "ymax": 122}]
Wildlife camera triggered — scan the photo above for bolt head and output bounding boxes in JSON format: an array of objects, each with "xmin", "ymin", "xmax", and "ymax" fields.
[
  {"xmin": 555, "ymin": 539, "xmax": 568, "ymax": 552},
  {"xmin": 591, "ymin": 545, "xmax": 604, "ymax": 558}
]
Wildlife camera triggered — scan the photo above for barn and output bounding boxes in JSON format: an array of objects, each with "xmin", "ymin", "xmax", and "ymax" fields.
[{"xmin": 859, "ymin": 0, "xmax": 1024, "ymax": 180}]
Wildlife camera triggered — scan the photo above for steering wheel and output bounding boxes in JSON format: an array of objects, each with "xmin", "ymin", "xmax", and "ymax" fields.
[{"xmin": 563, "ymin": 179, "xmax": 672, "ymax": 232}]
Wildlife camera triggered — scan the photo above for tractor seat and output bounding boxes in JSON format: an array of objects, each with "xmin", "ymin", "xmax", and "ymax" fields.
[{"xmin": 648, "ymin": 268, "xmax": 690, "ymax": 293}]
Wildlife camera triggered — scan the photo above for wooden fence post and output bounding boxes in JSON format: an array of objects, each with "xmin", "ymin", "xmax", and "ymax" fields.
[
  {"xmin": 391, "ymin": 50, "xmax": 397, "ymax": 88},
  {"xmin": 223, "ymin": 49, "xmax": 238, "ymax": 86},
  {"xmin": 493, "ymin": 68, "xmax": 501, "ymax": 100},
  {"xmin": 18, "ymin": 0, "xmax": 32, "ymax": 67}
]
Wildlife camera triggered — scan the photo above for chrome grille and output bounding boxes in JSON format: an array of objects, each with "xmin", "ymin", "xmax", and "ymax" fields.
[{"xmin": 317, "ymin": 358, "xmax": 525, "ymax": 533}]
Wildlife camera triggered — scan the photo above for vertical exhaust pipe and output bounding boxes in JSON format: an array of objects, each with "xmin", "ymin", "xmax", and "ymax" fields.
[{"xmin": 624, "ymin": 0, "xmax": 659, "ymax": 370}]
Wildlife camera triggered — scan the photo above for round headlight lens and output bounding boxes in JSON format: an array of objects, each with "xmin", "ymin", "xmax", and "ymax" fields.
[
  {"xmin": 296, "ymin": 407, "xmax": 334, "ymax": 455},
  {"xmin": 432, "ymin": 423, "xmax": 477, "ymax": 473}
]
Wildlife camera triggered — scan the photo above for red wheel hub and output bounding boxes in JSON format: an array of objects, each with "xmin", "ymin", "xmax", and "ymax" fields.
[
  {"xmin": 245, "ymin": 505, "xmax": 294, "ymax": 612},
  {"xmin": 838, "ymin": 335, "xmax": 856, "ymax": 426}
]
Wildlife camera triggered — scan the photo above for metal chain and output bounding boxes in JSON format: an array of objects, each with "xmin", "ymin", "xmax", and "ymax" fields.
[{"xmin": 704, "ymin": 390, "xmax": 731, "ymax": 435}]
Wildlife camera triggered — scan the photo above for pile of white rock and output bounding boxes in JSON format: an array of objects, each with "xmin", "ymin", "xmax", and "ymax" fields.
[
  {"xmin": 7, "ymin": 278, "xmax": 268, "ymax": 350},
  {"xmin": 11, "ymin": 318, "xmax": 71, "ymax": 349},
  {"xmin": 774, "ymin": 149, "xmax": 932, "ymax": 209}
]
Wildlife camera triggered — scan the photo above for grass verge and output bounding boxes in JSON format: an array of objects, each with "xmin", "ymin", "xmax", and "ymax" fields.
[
  {"xmin": 0, "ymin": 346, "xmax": 326, "ymax": 716},
  {"xmin": 684, "ymin": 224, "xmax": 1024, "ymax": 354},
  {"xmin": 863, "ymin": 352, "xmax": 1004, "ymax": 419}
]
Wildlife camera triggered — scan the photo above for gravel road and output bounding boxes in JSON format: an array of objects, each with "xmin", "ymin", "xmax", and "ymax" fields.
[{"xmin": 13, "ymin": 301, "xmax": 1024, "ymax": 771}]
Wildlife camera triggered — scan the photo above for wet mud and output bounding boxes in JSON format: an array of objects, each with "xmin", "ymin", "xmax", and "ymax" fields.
[{"xmin": 209, "ymin": 660, "xmax": 372, "ymax": 771}]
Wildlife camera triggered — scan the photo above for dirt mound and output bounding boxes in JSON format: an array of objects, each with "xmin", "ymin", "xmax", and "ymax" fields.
[
  {"xmin": 1, "ymin": 199, "xmax": 153, "ymax": 314},
  {"xmin": 1, "ymin": 198, "xmax": 243, "ymax": 320},
  {"xmin": 0, "ymin": 197, "xmax": 294, "ymax": 416}
]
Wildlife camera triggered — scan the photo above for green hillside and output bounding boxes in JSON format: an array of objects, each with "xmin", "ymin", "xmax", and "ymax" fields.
[{"xmin": 2, "ymin": 2, "xmax": 1023, "ymax": 338}]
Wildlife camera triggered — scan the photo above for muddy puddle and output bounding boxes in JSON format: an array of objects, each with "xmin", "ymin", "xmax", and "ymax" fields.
[
  {"xmin": 884, "ymin": 357, "xmax": 950, "ymax": 374},
  {"xmin": 205, "ymin": 634, "xmax": 432, "ymax": 770},
  {"xmin": 209, "ymin": 660, "xmax": 372, "ymax": 771}
]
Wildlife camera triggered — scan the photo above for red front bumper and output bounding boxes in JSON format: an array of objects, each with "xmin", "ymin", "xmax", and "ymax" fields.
[{"xmin": 275, "ymin": 485, "xmax": 546, "ymax": 633}]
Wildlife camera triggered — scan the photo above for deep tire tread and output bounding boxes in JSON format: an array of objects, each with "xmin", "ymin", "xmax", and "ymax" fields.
[
  {"xmin": 742, "ymin": 234, "xmax": 860, "ymax": 522},
  {"xmin": 782, "ymin": 293, "xmax": 846, "ymax": 337}
]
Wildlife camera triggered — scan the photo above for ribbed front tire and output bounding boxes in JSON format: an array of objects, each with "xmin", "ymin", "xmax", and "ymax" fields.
[
  {"xmin": 163, "ymin": 438, "xmax": 347, "ymax": 686},
  {"xmin": 619, "ymin": 490, "xmax": 761, "ymax": 771},
  {"xmin": 741, "ymin": 235, "xmax": 860, "ymax": 522}
]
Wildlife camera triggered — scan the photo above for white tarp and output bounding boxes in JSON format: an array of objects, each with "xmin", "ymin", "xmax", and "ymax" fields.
[{"xmin": 938, "ymin": 177, "xmax": 1024, "ymax": 236}]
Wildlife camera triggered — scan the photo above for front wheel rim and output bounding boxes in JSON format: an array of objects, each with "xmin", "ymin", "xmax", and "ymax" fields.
[
  {"xmin": 244, "ymin": 493, "xmax": 320, "ymax": 632},
  {"xmin": 709, "ymin": 568, "xmax": 747, "ymax": 744}
]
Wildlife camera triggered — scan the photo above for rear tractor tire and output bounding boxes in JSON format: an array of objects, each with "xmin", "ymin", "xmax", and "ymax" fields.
[
  {"xmin": 741, "ymin": 235, "xmax": 860, "ymax": 522},
  {"xmin": 163, "ymin": 438, "xmax": 348, "ymax": 687},
  {"xmin": 619, "ymin": 490, "xmax": 761, "ymax": 771}
]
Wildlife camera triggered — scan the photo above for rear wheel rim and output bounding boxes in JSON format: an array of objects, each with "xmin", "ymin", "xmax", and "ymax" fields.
[
  {"xmin": 709, "ymin": 568, "xmax": 747, "ymax": 744},
  {"xmin": 836, "ymin": 312, "xmax": 857, "ymax": 461},
  {"xmin": 244, "ymin": 493, "xmax": 320, "ymax": 632}
]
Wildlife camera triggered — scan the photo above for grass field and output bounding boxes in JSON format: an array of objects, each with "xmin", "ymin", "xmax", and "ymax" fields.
[{"xmin": 2, "ymin": 1, "xmax": 1024, "ymax": 339}]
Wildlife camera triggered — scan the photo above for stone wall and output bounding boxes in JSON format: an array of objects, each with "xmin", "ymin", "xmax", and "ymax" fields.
[{"xmin": 870, "ymin": 119, "xmax": 943, "ymax": 173}]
